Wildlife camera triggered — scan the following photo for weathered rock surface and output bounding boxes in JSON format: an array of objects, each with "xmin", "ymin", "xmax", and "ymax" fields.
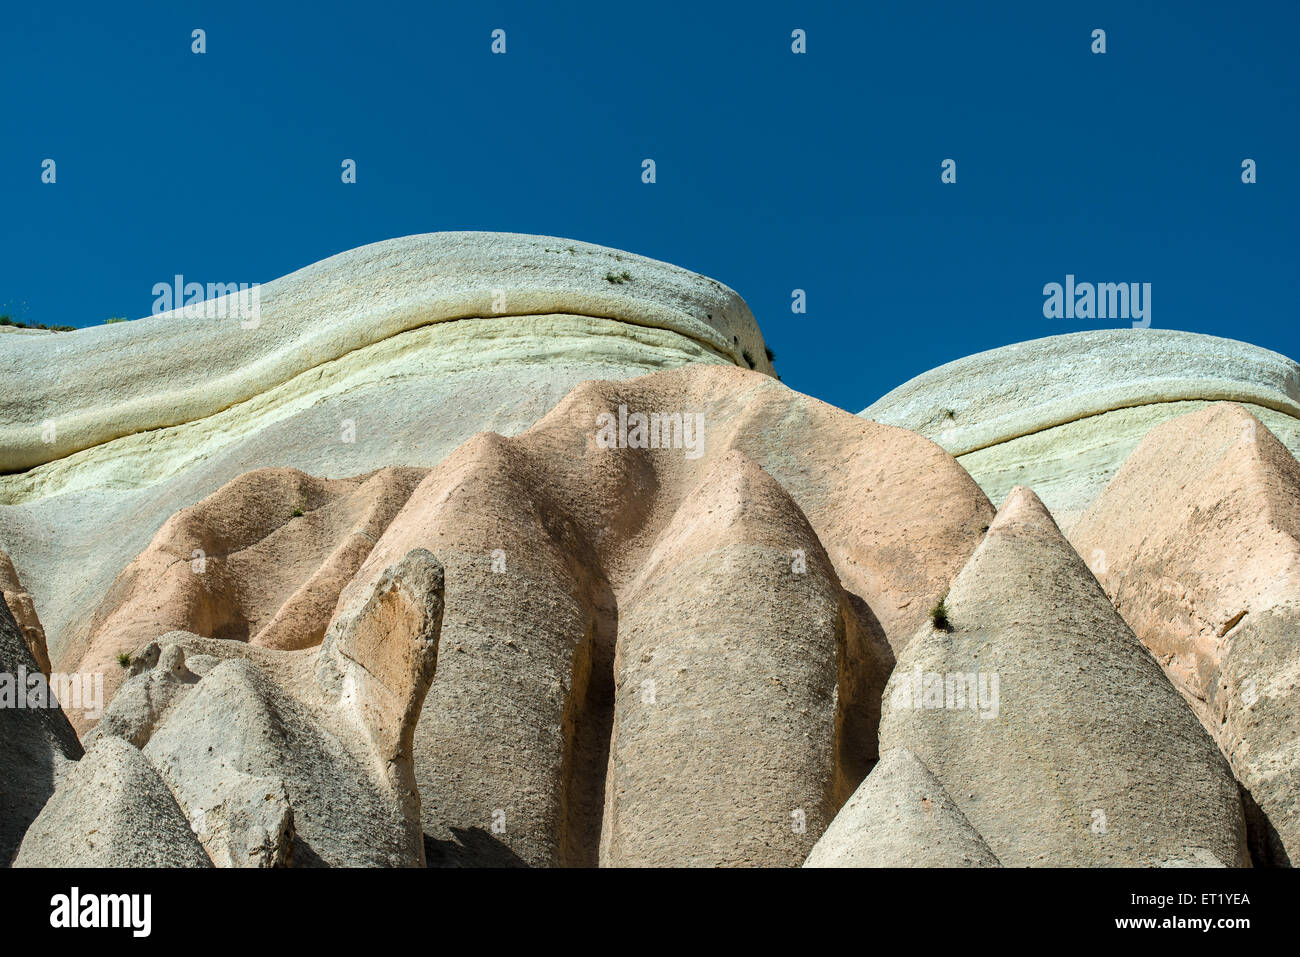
[
  {"xmin": 322, "ymin": 363, "xmax": 992, "ymax": 866},
  {"xmin": 65, "ymin": 465, "xmax": 427, "ymax": 733},
  {"xmin": 86, "ymin": 549, "xmax": 445, "ymax": 867},
  {"xmin": 861, "ymin": 330, "xmax": 1300, "ymax": 528},
  {"xmin": 0, "ymin": 232, "xmax": 771, "ymax": 475},
  {"xmin": 0, "ymin": 233, "xmax": 772, "ymax": 683},
  {"xmin": 316, "ymin": 547, "xmax": 444, "ymax": 839},
  {"xmin": 599, "ymin": 453, "xmax": 846, "ymax": 866},
  {"xmin": 2, "ymin": 234, "xmax": 1292, "ymax": 870},
  {"xmin": 0, "ymin": 594, "xmax": 81, "ymax": 865},
  {"xmin": 14, "ymin": 736, "xmax": 210, "ymax": 868},
  {"xmin": 879, "ymin": 486, "xmax": 1250, "ymax": 867},
  {"xmin": 44, "ymin": 359, "xmax": 986, "ymax": 867},
  {"xmin": 81, "ymin": 642, "xmax": 210, "ymax": 751},
  {"xmin": 1072, "ymin": 403, "xmax": 1300, "ymax": 866},
  {"xmin": 0, "ymin": 547, "xmax": 49, "ymax": 674},
  {"xmin": 803, "ymin": 748, "xmax": 1001, "ymax": 868},
  {"xmin": 84, "ymin": 643, "xmax": 292, "ymax": 867}
]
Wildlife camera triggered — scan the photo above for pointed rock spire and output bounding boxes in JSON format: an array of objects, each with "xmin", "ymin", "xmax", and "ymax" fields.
[{"xmin": 880, "ymin": 485, "xmax": 1249, "ymax": 866}]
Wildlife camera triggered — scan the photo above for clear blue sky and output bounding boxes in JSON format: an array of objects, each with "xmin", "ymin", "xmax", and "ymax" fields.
[{"xmin": 3, "ymin": 1, "xmax": 1296, "ymax": 412}]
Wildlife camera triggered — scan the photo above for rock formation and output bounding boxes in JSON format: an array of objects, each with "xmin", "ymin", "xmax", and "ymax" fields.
[
  {"xmin": 14, "ymin": 736, "xmax": 211, "ymax": 868},
  {"xmin": 861, "ymin": 330, "xmax": 1300, "ymax": 530},
  {"xmin": 35, "ymin": 357, "xmax": 987, "ymax": 867},
  {"xmin": 0, "ymin": 547, "xmax": 49, "ymax": 675},
  {"xmin": 0, "ymin": 233, "xmax": 773, "ymax": 696},
  {"xmin": 804, "ymin": 748, "xmax": 1001, "ymax": 868},
  {"xmin": 65, "ymin": 465, "xmax": 428, "ymax": 733},
  {"xmin": 0, "ymin": 232, "xmax": 771, "ymax": 476},
  {"xmin": 324, "ymin": 365, "xmax": 990, "ymax": 866},
  {"xmin": 1071, "ymin": 402, "xmax": 1300, "ymax": 866},
  {"xmin": 875, "ymin": 487, "xmax": 1249, "ymax": 867},
  {"xmin": 62, "ymin": 547, "xmax": 445, "ymax": 868},
  {"xmin": 0, "ymin": 594, "xmax": 82, "ymax": 864},
  {"xmin": 599, "ymin": 453, "xmax": 846, "ymax": 866},
  {"xmin": 0, "ymin": 234, "xmax": 1295, "ymax": 869}
]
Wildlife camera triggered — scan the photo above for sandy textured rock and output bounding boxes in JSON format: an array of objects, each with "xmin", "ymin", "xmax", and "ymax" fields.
[
  {"xmin": 1072, "ymin": 403, "xmax": 1300, "ymax": 866},
  {"xmin": 0, "ymin": 232, "xmax": 771, "ymax": 474},
  {"xmin": 316, "ymin": 548, "xmax": 444, "ymax": 831},
  {"xmin": 0, "ymin": 547, "xmax": 49, "ymax": 674},
  {"xmin": 14, "ymin": 736, "xmax": 210, "ymax": 868},
  {"xmin": 82, "ymin": 642, "xmax": 208, "ymax": 751},
  {"xmin": 378, "ymin": 433, "xmax": 620, "ymax": 868},
  {"xmin": 804, "ymin": 748, "xmax": 1001, "ymax": 867},
  {"xmin": 32, "ymin": 359, "xmax": 988, "ymax": 868},
  {"xmin": 0, "ymin": 594, "xmax": 81, "ymax": 865},
  {"xmin": 327, "ymin": 363, "xmax": 990, "ymax": 866},
  {"xmin": 598, "ymin": 453, "xmax": 847, "ymax": 866},
  {"xmin": 65, "ymin": 465, "xmax": 427, "ymax": 733},
  {"xmin": 143, "ymin": 654, "xmax": 420, "ymax": 866},
  {"xmin": 880, "ymin": 486, "xmax": 1249, "ymax": 867},
  {"xmin": 87, "ymin": 549, "xmax": 446, "ymax": 867},
  {"xmin": 7, "ymin": 231, "xmax": 1296, "ymax": 871},
  {"xmin": 861, "ymin": 330, "xmax": 1300, "ymax": 527},
  {"xmin": 87, "ymin": 647, "xmax": 293, "ymax": 867},
  {"xmin": 0, "ymin": 233, "xmax": 771, "ymax": 681},
  {"xmin": 184, "ymin": 771, "xmax": 294, "ymax": 869}
]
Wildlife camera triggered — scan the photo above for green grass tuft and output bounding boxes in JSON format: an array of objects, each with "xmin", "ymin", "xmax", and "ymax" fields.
[{"xmin": 930, "ymin": 595, "xmax": 953, "ymax": 632}]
